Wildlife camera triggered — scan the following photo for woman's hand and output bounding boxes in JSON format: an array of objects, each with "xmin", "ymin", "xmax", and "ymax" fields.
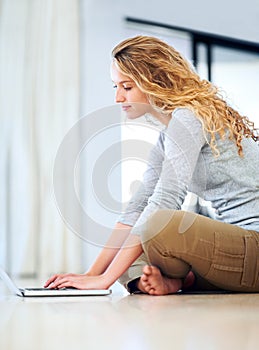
[
  {"xmin": 44, "ymin": 273, "xmax": 109, "ymax": 290},
  {"xmin": 44, "ymin": 234, "xmax": 142, "ymax": 291}
]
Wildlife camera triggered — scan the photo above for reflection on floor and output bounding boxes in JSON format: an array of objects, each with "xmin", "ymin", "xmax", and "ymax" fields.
[{"xmin": 1, "ymin": 281, "xmax": 259, "ymax": 350}]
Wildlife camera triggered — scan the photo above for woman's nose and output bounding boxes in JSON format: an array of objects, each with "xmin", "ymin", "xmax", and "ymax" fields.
[{"xmin": 115, "ymin": 89, "xmax": 126, "ymax": 103}]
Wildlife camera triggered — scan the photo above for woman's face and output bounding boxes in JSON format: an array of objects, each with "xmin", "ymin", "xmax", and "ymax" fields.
[{"xmin": 111, "ymin": 62, "xmax": 150, "ymax": 119}]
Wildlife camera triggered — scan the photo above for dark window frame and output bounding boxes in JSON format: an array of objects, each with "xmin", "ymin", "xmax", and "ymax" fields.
[{"xmin": 125, "ymin": 17, "xmax": 259, "ymax": 81}]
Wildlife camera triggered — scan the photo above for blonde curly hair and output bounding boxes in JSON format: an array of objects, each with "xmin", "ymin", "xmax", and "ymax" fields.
[{"xmin": 112, "ymin": 35, "xmax": 258, "ymax": 156}]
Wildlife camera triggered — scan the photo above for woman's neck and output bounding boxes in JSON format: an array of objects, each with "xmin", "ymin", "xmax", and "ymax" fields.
[{"xmin": 151, "ymin": 110, "xmax": 172, "ymax": 126}]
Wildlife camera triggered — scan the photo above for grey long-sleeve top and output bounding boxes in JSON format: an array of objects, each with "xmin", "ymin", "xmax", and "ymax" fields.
[{"xmin": 118, "ymin": 108, "xmax": 259, "ymax": 233}]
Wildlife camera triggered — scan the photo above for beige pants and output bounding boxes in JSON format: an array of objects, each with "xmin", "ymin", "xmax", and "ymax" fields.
[{"xmin": 141, "ymin": 210, "xmax": 259, "ymax": 292}]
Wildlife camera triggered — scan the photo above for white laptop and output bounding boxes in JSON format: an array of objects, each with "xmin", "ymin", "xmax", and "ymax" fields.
[{"xmin": 0, "ymin": 267, "xmax": 111, "ymax": 297}]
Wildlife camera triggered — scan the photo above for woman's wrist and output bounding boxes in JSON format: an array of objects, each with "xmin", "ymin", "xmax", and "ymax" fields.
[
  {"xmin": 85, "ymin": 268, "xmax": 104, "ymax": 277},
  {"xmin": 84, "ymin": 270, "xmax": 96, "ymax": 277},
  {"xmin": 84, "ymin": 272, "xmax": 112, "ymax": 290}
]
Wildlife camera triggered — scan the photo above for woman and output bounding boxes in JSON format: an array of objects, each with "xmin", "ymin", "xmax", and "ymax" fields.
[{"xmin": 45, "ymin": 35, "xmax": 259, "ymax": 295}]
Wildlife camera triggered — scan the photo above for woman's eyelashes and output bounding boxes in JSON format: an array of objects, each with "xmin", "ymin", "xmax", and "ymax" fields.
[{"xmin": 113, "ymin": 84, "xmax": 132, "ymax": 91}]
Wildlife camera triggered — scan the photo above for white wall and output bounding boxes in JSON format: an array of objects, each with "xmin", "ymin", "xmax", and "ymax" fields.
[
  {"xmin": 125, "ymin": 0, "xmax": 259, "ymax": 43},
  {"xmin": 80, "ymin": 0, "xmax": 259, "ymax": 115}
]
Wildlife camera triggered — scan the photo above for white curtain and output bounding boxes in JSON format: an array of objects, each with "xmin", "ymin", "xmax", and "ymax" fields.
[{"xmin": 0, "ymin": 0, "xmax": 82, "ymax": 277}]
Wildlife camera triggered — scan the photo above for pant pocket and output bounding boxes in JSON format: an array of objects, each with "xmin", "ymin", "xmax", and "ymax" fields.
[
  {"xmin": 241, "ymin": 234, "xmax": 258, "ymax": 288},
  {"xmin": 205, "ymin": 231, "xmax": 255, "ymax": 290}
]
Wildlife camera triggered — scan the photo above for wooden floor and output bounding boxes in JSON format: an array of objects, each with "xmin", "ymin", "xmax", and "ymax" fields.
[{"xmin": 1, "ymin": 280, "xmax": 259, "ymax": 350}]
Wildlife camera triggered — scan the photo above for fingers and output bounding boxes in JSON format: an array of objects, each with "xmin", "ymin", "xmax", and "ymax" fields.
[
  {"xmin": 46, "ymin": 274, "xmax": 93, "ymax": 290},
  {"xmin": 48, "ymin": 274, "xmax": 75, "ymax": 289},
  {"xmin": 44, "ymin": 273, "xmax": 75, "ymax": 289},
  {"xmin": 44, "ymin": 274, "xmax": 62, "ymax": 288},
  {"xmin": 53, "ymin": 280, "xmax": 76, "ymax": 290},
  {"xmin": 44, "ymin": 273, "xmax": 107, "ymax": 290}
]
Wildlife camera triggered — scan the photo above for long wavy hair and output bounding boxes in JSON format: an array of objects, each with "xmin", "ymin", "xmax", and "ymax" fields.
[{"xmin": 112, "ymin": 35, "xmax": 258, "ymax": 156}]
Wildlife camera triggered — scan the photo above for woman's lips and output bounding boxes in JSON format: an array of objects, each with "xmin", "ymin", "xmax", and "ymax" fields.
[{"xmin": 122, "ymin": 105, "xmax": 131, "ymax": 112}]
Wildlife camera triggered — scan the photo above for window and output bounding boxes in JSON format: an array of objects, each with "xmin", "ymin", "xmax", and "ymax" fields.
[{"xmin": 126, "ymin": 16, "xmax": 259, "ymax": 127}]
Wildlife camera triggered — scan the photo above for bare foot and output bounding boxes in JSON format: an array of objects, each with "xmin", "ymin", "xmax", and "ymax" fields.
[
  {"xmin": 137, "ymin": 265, "xmax": 182, "ymax": 296},
  {"xmin": 182, "ymin": 270, "xmax": 196, "ymax": 290}
]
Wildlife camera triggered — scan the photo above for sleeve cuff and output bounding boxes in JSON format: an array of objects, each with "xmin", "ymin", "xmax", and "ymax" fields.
[{"xmin": 127, "ymin": 278, "xmax": 142, "ymax": 294}]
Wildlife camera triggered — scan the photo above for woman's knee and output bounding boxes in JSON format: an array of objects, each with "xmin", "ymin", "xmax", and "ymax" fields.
[
  {"xmin": 140, "ymin": 209, "xmax": 187, "ymax": 245},
  {"xmin": 139, "ymin": 209, "xmax": 192, "ymax": 278}
]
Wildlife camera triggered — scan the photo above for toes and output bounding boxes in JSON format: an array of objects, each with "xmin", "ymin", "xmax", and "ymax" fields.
[
  {"xmin": 141, "ymin": 277, "xmax": 150, "ymax": 289},
  {"xmin": 148, "ymin": 288, "xmax": 156, "ymax": 295},
  {"xmin": 141, "ymin": 282, "xmax": 150, "ymax": 294},
  {"xmin": 141, "ymin": 265, "xmax": 166, "ymax": 295},
  {"xmin": 140, "ymin": 276, "xmax": 152, "ymax": 293},
  {"xmin": 149, "ymin": 265, "xmax": 161, "ymax": 276},
  {"xmin": 143, "ymin": 265, "xmax": 162, "ymax": 277},
  {"xmin": 142, "ymin": 265, "xmax": 152, "ymax": 275},
  {"xmin": 144, "ymin": 285, "xmax": 154, "ymax": 294},
  {"xmin": 141, "ymin": 274, "xmax": 148, "ymax": 282}
]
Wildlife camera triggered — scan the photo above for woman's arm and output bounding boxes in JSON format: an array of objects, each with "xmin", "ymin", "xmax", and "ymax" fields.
[
  {"xmin": 101, "ymin": 233, "xmax": 143, "ymax": 287},
  {"xmin": 86, "ymin": 222, "xmax": 133, "ymax": 276},
  {"xmin": 118, "ymin": 133, "xmax": 164, "ymax": 227},
  {"xmin": 44, "ymin": 223, "xmax": 143, "ymax": 290}
]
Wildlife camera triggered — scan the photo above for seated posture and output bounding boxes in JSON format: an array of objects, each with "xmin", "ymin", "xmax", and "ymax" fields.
[{"xmin": 45, "ymin": 35, "xmax": 259, "ymax": 295}]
